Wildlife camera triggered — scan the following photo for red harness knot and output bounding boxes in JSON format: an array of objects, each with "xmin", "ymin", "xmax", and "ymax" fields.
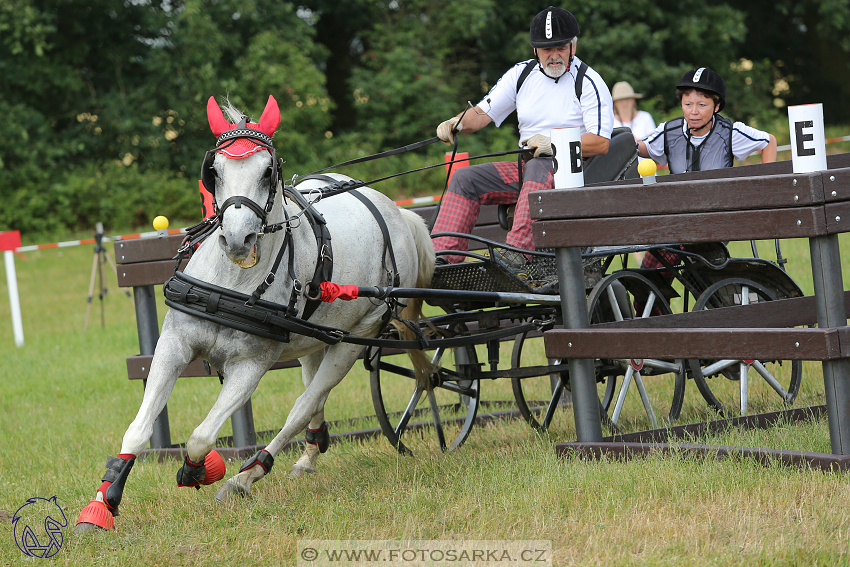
[{"xmin": 320, "ymin": 282, "xmax": 359, "ymax": 302}]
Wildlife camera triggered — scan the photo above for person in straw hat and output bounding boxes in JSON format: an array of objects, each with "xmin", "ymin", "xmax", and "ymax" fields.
[{"xmin": 612, "ymin": 81, "xmax": 656, "ymax": 140}]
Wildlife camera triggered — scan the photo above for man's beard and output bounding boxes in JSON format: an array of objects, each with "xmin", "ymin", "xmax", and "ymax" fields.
[{"xmin": 544, "ymin": 58, "xmax": 568, "ymax": 78}]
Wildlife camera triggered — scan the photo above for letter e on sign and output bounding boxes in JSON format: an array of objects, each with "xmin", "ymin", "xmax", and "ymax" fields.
[
  {"xmin": 795, "ymin": 121, "xmax": 815, "ymax": 157},
  {"xmin": 788, "ymin": 104, "xmax": 827, "ymax": 173}
]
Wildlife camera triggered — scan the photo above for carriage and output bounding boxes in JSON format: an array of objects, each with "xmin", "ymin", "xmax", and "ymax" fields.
[
  {"xmin": 75, "ymin": 96, "xmax": 805, "ymax": 532},
  {"xmin": 365, "ymin": 206, "xmax": 802, "ymax": 455}
]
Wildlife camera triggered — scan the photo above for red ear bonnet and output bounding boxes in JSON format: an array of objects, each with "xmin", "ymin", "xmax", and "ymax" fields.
[{"xmin": 206, "ymin": 95, "xmax": 281, "ymax": 159}]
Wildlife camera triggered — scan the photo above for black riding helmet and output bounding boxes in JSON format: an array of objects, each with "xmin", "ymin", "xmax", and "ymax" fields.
[
  {"xmin": 677, "ymin": 67, "xmax": 726, "ymax": 112},
  {"xmin": 529, "ymin": 6, "xmax": 579, "ymax": 48}
]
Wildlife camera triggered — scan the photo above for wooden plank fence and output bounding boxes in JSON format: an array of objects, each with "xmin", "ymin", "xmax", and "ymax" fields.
[{"xmin": 533, "ymin": 153, "xmax": 850, "ymax": 458}]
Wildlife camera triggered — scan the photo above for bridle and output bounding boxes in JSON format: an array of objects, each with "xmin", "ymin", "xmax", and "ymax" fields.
[{"xmin": 200, "ymin": 117, "xmax": 283, "ymax": 231}]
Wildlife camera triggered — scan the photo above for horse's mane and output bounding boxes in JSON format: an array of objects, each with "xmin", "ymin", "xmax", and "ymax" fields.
[{"xmin": 221, "ymin": 98, "xmax": 250, "ymax": 124}]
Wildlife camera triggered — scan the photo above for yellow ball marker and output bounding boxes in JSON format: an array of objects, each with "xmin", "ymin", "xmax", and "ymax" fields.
[
  {"xmin": 637, "ymin": 158, "xmax": 657, "ymax": 177},
  {"xmin": 153, "ymin": 216, "xmax": 169, "ymax": 231},
  {"xmin": 638, "ymin": 159, "xmax": 657, "ymax": 185}
]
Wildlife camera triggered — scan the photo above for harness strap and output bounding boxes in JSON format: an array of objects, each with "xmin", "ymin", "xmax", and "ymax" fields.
[
  {"xmin": 163, "ymin": 271, "xmax": 546, "ymax": 350},
  {"xmin": 349, "ymin": 189, "xmax": 400, "ymax": 287},
  {"xmin": 287, "ymin": 178, "xmax": 334, "ymax": 319},
  {"xmin": 164, "ymin": 271, "xmax": 348, "ymax": 344}
]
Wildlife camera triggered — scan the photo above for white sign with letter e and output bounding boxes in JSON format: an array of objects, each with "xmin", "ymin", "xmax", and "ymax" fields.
[
  {"xmin": 788, "ymin": 103, "xmax": 827, "ymax": 173},
  {"xmin": 551, "ymin": 127, "xmax": 584, "ymax": 189}
]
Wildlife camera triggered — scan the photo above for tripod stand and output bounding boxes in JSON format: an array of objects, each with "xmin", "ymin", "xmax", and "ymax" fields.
[{"xmin": 84, "ymin": 222, "xmax": 126, "ymax": 331}]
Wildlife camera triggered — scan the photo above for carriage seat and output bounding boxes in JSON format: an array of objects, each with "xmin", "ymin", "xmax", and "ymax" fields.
[{"xmin": 497, "ymin": 127, "xmax": 640, "ymax": 231}]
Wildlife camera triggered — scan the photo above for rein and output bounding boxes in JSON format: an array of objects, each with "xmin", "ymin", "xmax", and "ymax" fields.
[
  {"xmin": 293, "ymin": 105, "xmax": 530, "ymax": 203},
  {"xmin": 292, "ymin": 147, "xmax": 529, "ymax": 200}
]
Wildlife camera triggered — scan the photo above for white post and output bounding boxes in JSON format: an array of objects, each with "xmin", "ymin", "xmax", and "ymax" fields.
[
  {"xmin": 4, "ymin": 250, "xmax": 24, "ymax": 347},
  {"xmin": 788, "ymin": 103, "xmax": 827, "ymax": 173}
]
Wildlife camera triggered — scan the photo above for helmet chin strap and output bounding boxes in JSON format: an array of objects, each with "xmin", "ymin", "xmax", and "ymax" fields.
[
  {"xmin": 533, "ymin": 44, "xmax": 574, "ymax": 83},
  {"xmin": 688, "ymin": 115, "xmax": 714, "ymax": 136}
]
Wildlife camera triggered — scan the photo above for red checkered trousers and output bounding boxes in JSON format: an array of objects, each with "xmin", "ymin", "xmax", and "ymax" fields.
[{"xmin": 430, "ymin": 157, "xmax": 554, "ymax": 263}]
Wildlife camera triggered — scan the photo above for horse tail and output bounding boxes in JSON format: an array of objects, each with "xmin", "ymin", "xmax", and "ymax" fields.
[{"xmin": 391, "ymin": 207, "xmax": 436, "ymax": 390}]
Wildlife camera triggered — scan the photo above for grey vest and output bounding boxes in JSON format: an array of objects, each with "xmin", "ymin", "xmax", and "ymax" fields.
[{"xmin": 663, "ymin": 115, "xmax": 733, "ymax": 174}]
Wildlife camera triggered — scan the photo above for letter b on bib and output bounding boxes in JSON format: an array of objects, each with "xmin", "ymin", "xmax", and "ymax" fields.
[{"xmin": 552, "ymin": 127, "xmax": 584, "ymax": 188}]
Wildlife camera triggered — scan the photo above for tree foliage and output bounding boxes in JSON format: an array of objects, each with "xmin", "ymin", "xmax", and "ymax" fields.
[{"xmin": 2, "ymin": 0, "xmax": 850, "ymax": 239}]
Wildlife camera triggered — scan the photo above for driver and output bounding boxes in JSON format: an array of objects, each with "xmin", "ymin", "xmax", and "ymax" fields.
[{"xmin": 429, "ymin": 6, "xmax": 614, "ymax": 281}]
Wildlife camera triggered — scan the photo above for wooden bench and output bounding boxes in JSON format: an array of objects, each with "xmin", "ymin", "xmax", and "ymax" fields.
[
  {"xmin": 117, "ymin": 201, "xmax": 509, "ymax": 450},
  {"xmin": 532, "ymin": 153, "xmax": 850, "ymax": 456}
]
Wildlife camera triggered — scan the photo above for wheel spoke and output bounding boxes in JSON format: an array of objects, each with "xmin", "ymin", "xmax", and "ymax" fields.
[
  {"xmin": 605, "ymin": 285, "xmax": 625, "ymax": 322},
  {"xmin": 752, "ymin": 359, "xmax": 791, "ymax": 401},
  {"xmin": 639, "ymin": 292, "xmax": 656, "ymax": 319},
  {"xmin": 395, "ymin": 386, "xmax": 424, "ymax": 437},
  {"xmin": 611, "ymin": 366, "xmax": 635, "ymax": 425},
  {"xmin": 633, "ymin": 370, "xmax": 658, "ymax": 429},
  {"xmin": 701, "ymin": 358, "xmax": 738, "ymax": 376},
  {"xmin": 427, "ymin": 389, "xmax": 447, "ymax": 452},
  {"xmin": 641, "ymin": 359, "xmax": 682, "ymax": 373},
  {"xmin": 542, "ymin": 380, "xmax": 566, "ymax": 430}
]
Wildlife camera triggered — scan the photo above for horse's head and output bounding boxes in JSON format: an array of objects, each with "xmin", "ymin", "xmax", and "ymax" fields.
[{"xmin": 202, "ymin": 96, "xmax": 281, "ymax": 268}]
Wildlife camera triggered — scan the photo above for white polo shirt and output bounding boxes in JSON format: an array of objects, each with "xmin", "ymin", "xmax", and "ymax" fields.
[{"xmin": 476, "ymin": 56, "xmax": 614, "ymax": 146}]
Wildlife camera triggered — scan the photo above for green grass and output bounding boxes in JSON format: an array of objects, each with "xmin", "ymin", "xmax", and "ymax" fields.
[{"xmin": 0, "ymin": 233, "xmax": 849, "ymax": 565}]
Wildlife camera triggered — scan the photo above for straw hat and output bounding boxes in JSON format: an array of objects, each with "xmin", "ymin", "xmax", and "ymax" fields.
[{"xmin": 611, "ymin": 81, "xmax": 643, "ymax": 101}]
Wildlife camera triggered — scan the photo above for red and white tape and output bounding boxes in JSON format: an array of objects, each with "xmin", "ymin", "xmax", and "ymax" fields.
[{"xmin": 14, "ymin": 228, "xmax": 187, "ymax": 253}]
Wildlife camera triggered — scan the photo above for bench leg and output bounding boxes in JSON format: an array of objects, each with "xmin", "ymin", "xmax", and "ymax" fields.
[
  {"xmin": 231, "ymin": 397, "xmax": 257, "ymax": 448},
  {"xmin": 134, "ymin": 284, "xmax": 172, "ymax": 449},
  {"xmin": 555, "ymin": 246, "xmax": 603, "ymax": 443},
  {"xmin": 810, "ymin": 235, "xmax": 850, "ymax": 455}
]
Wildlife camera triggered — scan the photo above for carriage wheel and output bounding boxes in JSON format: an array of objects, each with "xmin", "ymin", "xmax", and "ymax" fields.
[
  {"xmin": 510, "ymin": 330, "xmax": 616, "ymax": 431},
  {"xmin": 586, "ymin": 271, "xmax": 686, "ymax": 429},
  {"xmin": 688, "ymin": 278, "xmax": 802, "ymax": 416},
  {"xmin": 368, "ymin": 329, "xmax": 480, "ymax": 455}
]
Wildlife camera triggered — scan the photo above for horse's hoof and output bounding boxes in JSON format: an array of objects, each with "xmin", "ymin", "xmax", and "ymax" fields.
[
  {"xmin": 289, "ymin": 465, "xmax": 316, "ymax": 479},
  {"xmin": 75, "ymin": 500, "xmax": 114, "ymax": 532},
  {"xmin": 74, "ymin": 522, "xmax": 106, "ymax": 535},
  {"xmin": 214, "ymin": 481, "xmax": 249, "ymax": 503}
]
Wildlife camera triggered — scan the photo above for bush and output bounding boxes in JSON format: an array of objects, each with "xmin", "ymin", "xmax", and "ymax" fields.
[{"xmin": 1, "ymin": 162, "xmax": 201, "ymax": 242}]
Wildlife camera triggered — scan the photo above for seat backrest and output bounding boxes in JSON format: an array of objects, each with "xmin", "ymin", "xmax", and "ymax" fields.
[{"xmin": 583, "ymin": 127, "xmax": 639, "ymax": 185}]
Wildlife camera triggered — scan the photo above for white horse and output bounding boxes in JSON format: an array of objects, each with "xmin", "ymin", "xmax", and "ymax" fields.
[{"xmin": 75, "ymin": 95, "xmax": 434, "ymax": 531}]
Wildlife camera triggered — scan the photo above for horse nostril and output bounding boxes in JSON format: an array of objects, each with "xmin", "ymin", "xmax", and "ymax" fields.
[
  {"xmin": 244, "ymin": 233, "xmax": 258, "ymax": 249},
  {"xmin": 218, "ymin": 234, "xmax": 228, "ymax": 250}
]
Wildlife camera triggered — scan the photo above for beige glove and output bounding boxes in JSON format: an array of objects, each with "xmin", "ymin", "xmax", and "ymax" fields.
[
  {"xmin": 436, "ymin": 118, "xmax": 462, "ymax": 144},
  {"xmin": 524, "ymin": 134, "xmax": 552, "ymax": 158}
]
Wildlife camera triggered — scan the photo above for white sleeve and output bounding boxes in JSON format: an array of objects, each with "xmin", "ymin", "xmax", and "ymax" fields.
[
  {"xmin": 731, "ymin": 122, "xmax": 771, "ymax": 160},
  {"xmin": 579, "ymin": 68, "xmax": 614, "ymax": 138},
  {"xmin": 642, "ymin": 122, "xmax": 668, "ymax": 166},
  {"xmin": 476, "ymin": 62, "xmax": 526, "ymax": 127}
]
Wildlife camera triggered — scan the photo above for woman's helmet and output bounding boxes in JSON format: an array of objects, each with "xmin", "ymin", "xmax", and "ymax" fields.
[
  {"xmin": 529, "ymin": 7, "xmax": 579, "ymax": 48},
  {"xmin": 677, "ymin": 67, "xmax": 726, "ymax": 112}
]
